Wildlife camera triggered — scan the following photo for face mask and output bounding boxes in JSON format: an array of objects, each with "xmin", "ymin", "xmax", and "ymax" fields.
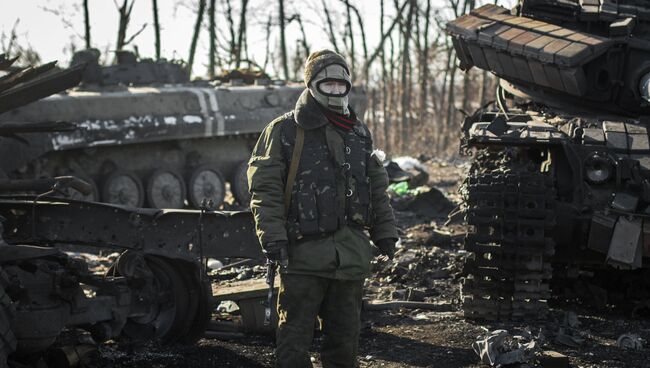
[{"xmin": 308, "ymin": 64, "xmax": 351, "ymax": 115}]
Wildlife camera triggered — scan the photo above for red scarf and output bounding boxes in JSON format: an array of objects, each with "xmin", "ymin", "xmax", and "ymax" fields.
[{"xmin": 322, "ymin": 109, "xmax": 356, "ymax": 131}]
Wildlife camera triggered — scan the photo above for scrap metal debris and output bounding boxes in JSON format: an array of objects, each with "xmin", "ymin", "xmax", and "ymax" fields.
[
  {"xmin": 616, "ymin": 334, "xmax": 644, "ymax": 350},
  {"xmin": 472, "ymin": 329, "xmax": 539, "ymax": 367}
]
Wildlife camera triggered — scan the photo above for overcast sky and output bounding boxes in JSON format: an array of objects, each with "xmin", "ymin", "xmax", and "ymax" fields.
[
  {"xmin": 1, "ymin": 0, "xmax": 390, "ymax": 78},
  {"xmin": 1, "ymin": 1, "xmax": 514, "ymax": 79}
]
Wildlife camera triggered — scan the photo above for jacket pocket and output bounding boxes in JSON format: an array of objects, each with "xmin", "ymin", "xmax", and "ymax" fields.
[
  {"xmin": 297, "ymin": 181, "xmax": 319, "ymax": 235},
  {"xmin": 316, "ymin": 180, "xmax": 338, "ymax": 233}
]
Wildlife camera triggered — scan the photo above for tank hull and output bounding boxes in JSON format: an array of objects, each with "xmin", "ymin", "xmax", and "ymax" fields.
[{"xmin": 0, "ymin": 84, "xmax": 368, "ymax": 207}]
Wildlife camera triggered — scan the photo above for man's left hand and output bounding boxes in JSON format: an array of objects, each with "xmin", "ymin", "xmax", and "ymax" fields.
[{"xmin": 376, "ymin": 238, "xmax": 396, "ymax": 260}]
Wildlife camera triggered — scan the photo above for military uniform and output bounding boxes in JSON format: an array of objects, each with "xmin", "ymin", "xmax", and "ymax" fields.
[{"xmin": 248, "ymin": 50, "xmax": 397, "ymax": 368}]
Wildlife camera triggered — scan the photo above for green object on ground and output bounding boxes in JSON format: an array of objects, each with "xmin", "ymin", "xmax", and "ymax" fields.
[{"xmin": 388, "ymin": 181, "xmax": 409, "ymax": 196}]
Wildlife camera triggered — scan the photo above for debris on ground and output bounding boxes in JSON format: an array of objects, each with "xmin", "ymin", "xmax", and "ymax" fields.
[
  {"xmin": 616, "ymin": 333, "xmax": 644, "ymax": 350},
  {"xmin": 539, "ymin": 351, "xmax": 569, "ymax": 368},
  {"xmin": 472, "ymin": 329, "xmax": 539, "ymax": 367},
  {"xmin": 553, "ymin": 311, "xmax": 586, "ymax": 348},
  {"xmin": 71, "ymin": 159, "xmax": 650, "ymax": 368},
  {"xmin": 385, "ymin": 156, "xmax": 430, "ymax": 187},
  {"xmin": 390, "ymin": 186, "xmax": 456, "ymax": 220}
]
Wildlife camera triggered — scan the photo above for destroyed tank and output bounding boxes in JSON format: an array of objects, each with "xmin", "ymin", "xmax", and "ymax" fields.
[
  {"xmin": 447, "ymin": 1, "xmax": 650, "ymax": 320},
  {"xmin": 0, "ymin": 54, "xmax": 263, "ymax": 366},
  {"xmin": 0, "ymin": 49, "xmax": 367, "ymax": 209}
]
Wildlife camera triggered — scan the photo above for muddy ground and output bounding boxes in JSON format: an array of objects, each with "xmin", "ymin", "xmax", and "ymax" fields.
[{"xmin": 90, "ymin": 160, "xmax": 650, "ymax": 368}]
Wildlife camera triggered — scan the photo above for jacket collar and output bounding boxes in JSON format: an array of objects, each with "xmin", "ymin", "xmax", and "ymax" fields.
[
  {"xmin": 294, "ymin": 88, "xmax": 363, "ymax": 134},
  {"xmin": 294, "ymin": 89, "xmax": 328, "ymax": 130}
]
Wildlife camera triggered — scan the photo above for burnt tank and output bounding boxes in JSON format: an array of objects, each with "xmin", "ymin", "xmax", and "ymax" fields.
[
  {"xmin": 0, "ymin": 49, "xmax": 368, "ymax": 209},
  {"xmin": 0, "ymin": 54, "xmax": 264, "ymax": 366},
  {"xmin": 447, "ymin": 1, "xmax": 650, "ymax": 320}
]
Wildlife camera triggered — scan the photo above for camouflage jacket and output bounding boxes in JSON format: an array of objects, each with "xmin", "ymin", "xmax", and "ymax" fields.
[{"xmin": 247, "ymin": 89, "xmax": 398, "ymax": 280}]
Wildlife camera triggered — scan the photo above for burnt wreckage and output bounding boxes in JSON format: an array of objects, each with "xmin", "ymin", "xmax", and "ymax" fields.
[
  {"xmin": 447, "ymin": 1, "xmax": 650, "ymax": 320},
  {"xmin": 0, "ymin": 55, "xmax": 264, "ymax": 367},
  {"xmin": 0, "ymin": 50, "xmax": 367, "ymax": 209}
]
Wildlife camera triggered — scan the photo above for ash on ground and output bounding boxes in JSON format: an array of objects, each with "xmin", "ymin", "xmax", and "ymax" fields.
[{"xmin": 86, "ymin": 158, "xmax": 649, "ymax": 368}]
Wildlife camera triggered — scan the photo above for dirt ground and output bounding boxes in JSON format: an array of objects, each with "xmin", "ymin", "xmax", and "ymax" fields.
[{"xmin": 90, "ymin": 160, "xmax": 650, "ymax": 368}]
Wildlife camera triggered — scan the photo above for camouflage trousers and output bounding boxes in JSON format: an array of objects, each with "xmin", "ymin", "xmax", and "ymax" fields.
[{"xmin": 275, "ymin": 274, "xmax": 364, "ymax": 368}]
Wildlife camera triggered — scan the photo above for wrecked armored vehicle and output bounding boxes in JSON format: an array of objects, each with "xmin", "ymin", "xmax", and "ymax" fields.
[
  {"xmin": 0, "ymin": 50, "xmax": 368, "ymax": 209},
  {"xmin": 0, "ymin": 54, "xmax": 263, "ymax": 367},
  {"xmin": 447, "ymin": 1, "xmax": 650, "ymax": 320}
]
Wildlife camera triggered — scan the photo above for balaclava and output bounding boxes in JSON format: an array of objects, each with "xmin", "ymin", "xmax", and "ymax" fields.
[{"xmin": 303, "ymin": 50, "xmax": 352, "ymax": 116}]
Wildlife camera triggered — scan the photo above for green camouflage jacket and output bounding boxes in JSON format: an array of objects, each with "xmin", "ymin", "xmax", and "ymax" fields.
[{"xmin": 247, "ymin": 89, "xmax": 398, "ymax": 280}]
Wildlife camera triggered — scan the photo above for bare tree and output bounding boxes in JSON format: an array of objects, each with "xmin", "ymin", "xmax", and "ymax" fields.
[
  {"xmin": 263, "ymin": 15, "xmax": 272, "ymax": 71},
  {"xmin": 337, "ymin": 0, "xmax": 368, "ymax": 83},
  {"xmin": 321, "ymin": 0, "xmax": 340, "ymax": 53},
  {"xmin": 188, "ymin": 0, "xmax": 207, "ymax": 76},
  {"xmin": 208, "ymin": 0, "xmax": 216, "ymax": 77},
  {"xmin": 225, "ymin": 0, "xmax": 236, "ymax": 62},
  {"xmin": 235, "ymin": 0, "xmax": 249, "ymax": 68},
  {"xmin": 343, "ymin": 0, "xmax": 355, "ymax": 79},
  {"xmin": 279, "ymin": 0, "xmax": 289, "ymax": 80},
  {"xmin": 419, "ymin": 0, "xmax": 431, "ymax": 123},
  {"xmin": 83, "ymin": 0, "xmax": 91, "ymax": 49},
  {"xmin": 115, "ymin": 0, "xmax": 146, "ymax": 53},
  {"xmin": 152, "ymin": 0, "xmax": 161, "ymax": 60},
  {"xmin": 399, "ymin": 0, "xmax": 415, "ymax": 151},
  {"xmin": 295, "ymin": 15, "xmax": 310, "ymax": 56},
  {"xmin": 380, "ymin": 0, "xmax": 390, "ymax": 152}
]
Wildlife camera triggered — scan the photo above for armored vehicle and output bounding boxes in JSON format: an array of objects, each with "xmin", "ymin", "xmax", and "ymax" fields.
[
  {"xmin": 447, "ymin": 1, "xmax": 650, "ymax": 320},
  {"xmin": 0, "ymin": 54, "xmax": 264, "ymax": 367},
  {"xmin": 0, "ymin": 50, "xmax": 368, "ymax": 209}
]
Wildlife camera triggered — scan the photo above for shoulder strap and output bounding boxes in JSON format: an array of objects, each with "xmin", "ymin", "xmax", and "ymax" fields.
[{"xmin": 283, "ymin": 125, "xmax": 304, "ymax": 217}]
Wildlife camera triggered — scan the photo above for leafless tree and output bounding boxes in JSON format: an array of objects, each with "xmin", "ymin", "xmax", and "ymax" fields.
[
  {"xmin": 188, "ymin": 0, "xmax": 207, "ymax": 76},
  {"xmin": 278, "ymin": 0, "xmax": 289, "ymax": 80},
  {"xmin": 83, "ymin": 0, "xmax": 91, "ymax": 49},
  {"xmin": 152, "ymin": 0, "xmax": 161, "ymax": 60},
  {"xmin": 115, "ymin": 0, "xmax": 147, "ymax": 53},
  {"xmin": 208, "ymin": 0, "xmax": 217, "ymax": 77},
  {"xmin": 235, "ymin": 0, "xmax": 249, "ymax": 68}
]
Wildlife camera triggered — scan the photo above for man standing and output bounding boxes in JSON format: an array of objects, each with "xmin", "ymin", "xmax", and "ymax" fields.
[{"xmin": 247, "ymin": 50, "xmax": 398, "ymax": 368}]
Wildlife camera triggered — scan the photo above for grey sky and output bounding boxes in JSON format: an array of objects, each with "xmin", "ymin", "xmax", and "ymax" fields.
[{"xmin": 1, "ymin": 0, "xmax": 387, "ymax": 77}]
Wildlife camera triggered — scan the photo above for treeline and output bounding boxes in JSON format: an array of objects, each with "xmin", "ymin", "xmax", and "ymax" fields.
[{"xmin": 2, "ymin": 0, "xmax": 505, "ymax": 157}]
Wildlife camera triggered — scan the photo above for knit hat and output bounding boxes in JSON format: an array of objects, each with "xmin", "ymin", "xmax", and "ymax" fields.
[{"xmin": 303, "ymin": 50, "xmax": 350, "ymax": 87}]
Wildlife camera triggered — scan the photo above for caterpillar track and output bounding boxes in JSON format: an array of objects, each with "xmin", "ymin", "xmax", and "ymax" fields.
[
  {"xmin": 461, "ymin": 166, "xmax": 556, "ymax": 320},
  {"xmin": 0, "ymin": 267, "xmax": 16, "ymax": 365}
]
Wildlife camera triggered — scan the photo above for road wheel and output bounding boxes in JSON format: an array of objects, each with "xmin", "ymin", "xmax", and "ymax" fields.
[
  {"xmin": 114, "ymin": 253, "xmax": 206, "ymax": 344},
  {"xmin": 187, "ymin": 165, "xmax": 226, "ymax": 209},
  {"xmin": 231, "ymin": 160, "xmax": 251, "ymax": 207},
  {"xmin": 101, "ymin": 170, "xmax": 144, "ymax": 207},
  {"xmin": 180, "ymin": 266, "xmax": 212, "ymax": 344},
  {"xmin": 146, "ymin": 169, "xmax": 186, "ymax": 209}
]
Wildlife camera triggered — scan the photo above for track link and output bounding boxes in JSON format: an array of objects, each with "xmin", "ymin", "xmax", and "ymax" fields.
[
  {"xmin": 0, "ymin": 267, "xmax": 17, "ymax": 366},
  {"xmin": 461, "ymin": 169, "xmax": 556, "ymax": 320}
]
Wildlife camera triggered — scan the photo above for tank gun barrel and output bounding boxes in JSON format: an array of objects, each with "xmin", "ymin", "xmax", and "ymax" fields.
[
  {"xmin": 0, "ymin": 63, "xmax": 84, "ymax": 115},
  {"xmin": 0, "ymin": 121, "xmax": 75, "ymax": 134}
]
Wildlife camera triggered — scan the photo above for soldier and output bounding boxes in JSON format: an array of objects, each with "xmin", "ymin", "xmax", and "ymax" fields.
[{"xmin": 247, "ymin": 49, "xmax": 398, "ymax": 368}]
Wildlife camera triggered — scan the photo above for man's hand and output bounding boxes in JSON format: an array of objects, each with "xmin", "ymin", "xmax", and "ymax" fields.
[
  {"xmin": 376, "ymin": 238, "xmax": 396, "ymax": 260},
  {"xmin": 263, "ymin": 241, "xmax": 289, "ymax": 267}
]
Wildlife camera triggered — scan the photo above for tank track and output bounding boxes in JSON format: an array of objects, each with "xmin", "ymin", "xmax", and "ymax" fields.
[
  {"xmin": 0, "ymin": 267, "xmax": 17, "ymax": 366},
  {"xmin": 461, "ymin": 169, "xmax": 556, "ymax": 320}
]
